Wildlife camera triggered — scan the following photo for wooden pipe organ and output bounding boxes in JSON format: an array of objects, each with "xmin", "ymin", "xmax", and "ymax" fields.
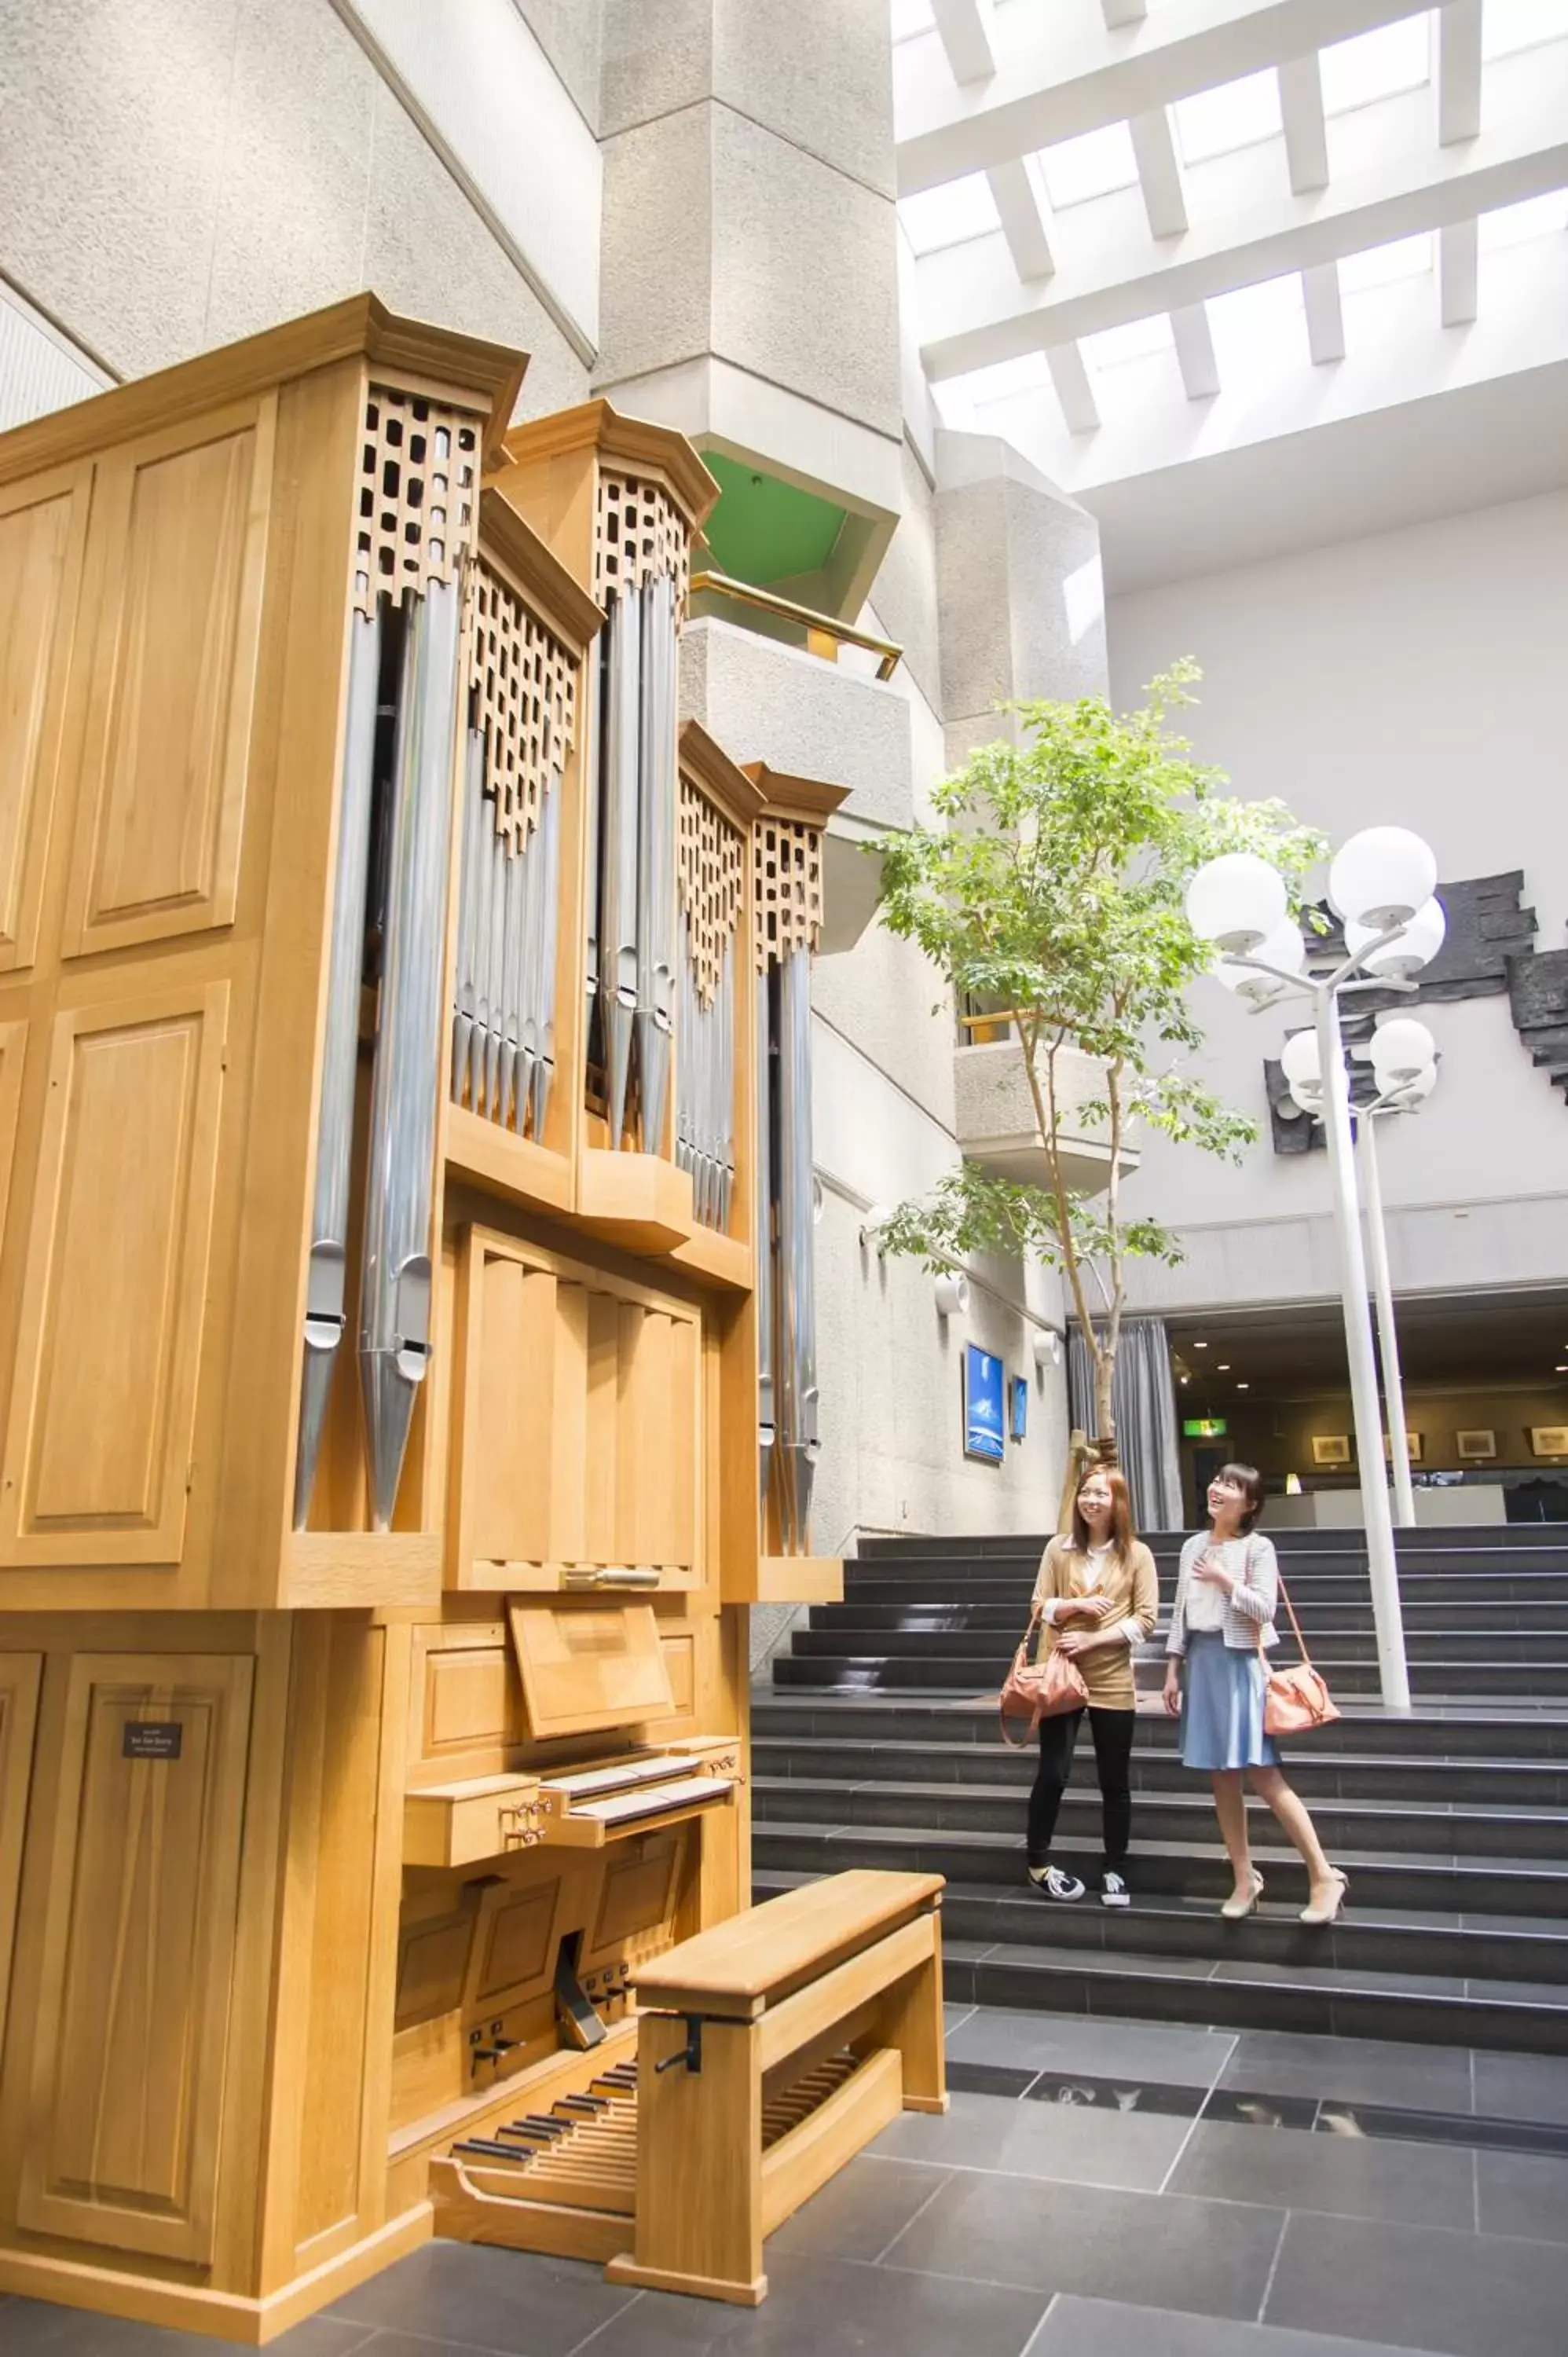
[{"xmin": 0, "ymin": 299, "xmax": 898, "ymax": 2344}]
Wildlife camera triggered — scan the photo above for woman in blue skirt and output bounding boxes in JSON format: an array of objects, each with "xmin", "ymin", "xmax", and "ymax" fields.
[{"xmin": 1162, "ymin": 1463, "xmax": 1348, "ymax": 1926}]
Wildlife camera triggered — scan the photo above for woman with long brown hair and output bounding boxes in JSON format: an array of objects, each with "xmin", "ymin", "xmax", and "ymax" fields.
[{"xmin": 1026, "ymin": 1465, "xmax": 1159, "ymax": 1907}]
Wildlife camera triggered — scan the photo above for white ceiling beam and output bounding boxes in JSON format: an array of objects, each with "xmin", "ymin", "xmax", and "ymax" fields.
[
  {"xmin": 1101, "ymin": 0, "xmax": 1149, "ymax": 26},
  {"xmin": 1278, "ymin": 55, "xmax": 1329, "ymax": 194},
  {"xmin": 1171, "ymin": 302, "xmax": 1221, "ymax": 397},
  {"xmin": 1302, "ymin": 263, "xmax": 1346, "ymax": 362},
  {"xmin": 898, "ymin": 0, "xmax": 1434, "ymax": 193},
  {"xmin": 1130, "ymin": 108, "xmax": 1189, "ymax": 238},
  {"xmin": 919, "ymin": 98, "xmax": 1568, "ymax": 377},
  {"xmin": 987, "ymin": 156, "xmax": 1055, "ymax": 280},
  {"xmin": 1440, "ymin": 217, "xmax": 1479, "ymax": 323},
  {"xmin": 1046, "ymin": 342, "xmax": 1101, "ymax": 433},
  {"xmin": 931, "ymin": 0, "xmax": 996, "ymax": 87},
  {"xmin": 1438, "ymin": 2, "xmax": 1484, "ymax": 145}
]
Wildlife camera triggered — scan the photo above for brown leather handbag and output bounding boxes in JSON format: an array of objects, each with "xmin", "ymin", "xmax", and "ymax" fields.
[
  {"xmin": 1258, "ymin": 1567, "xmax": 1340, "ymax": 1736},
  {"xmin": 999, "ymin": 1606, "xmax": 1089, "ymax": 1748}
]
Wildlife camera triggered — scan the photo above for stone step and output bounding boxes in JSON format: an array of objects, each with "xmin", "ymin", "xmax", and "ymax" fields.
[
  {"xmin": 814, "ymin": 1600, "xmax": 1568, "ymax": 1634},
  {"xmin": 770, "ymin": 1651, "xmax": 1568, "ymax": 1696},
  {"xmin": 856, "ymin": 1531, "xmax": 1568, "ymax": 1563},
  {"xmin": 751, "ymin": 1772, "xmax": 1568, "ymax": 1860},
  {"xmin": 752, "ymin": 1814, "xmax": 1568, "ymax": 1922},
  {"xmin": 752, "ymin": 1871, "xmax": 1568, "ymax": 2056},
  {"xmin": 751, "ymin": 1734, "xmax": 1568, "ymax": 1807},
  {"xmin": 751, "ymin": 1692, "xmax": 1568, "ymax": 1757}
]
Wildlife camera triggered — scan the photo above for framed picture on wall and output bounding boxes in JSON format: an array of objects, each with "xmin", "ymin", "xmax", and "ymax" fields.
[
  {"xmin": 1530, "ymin": 1428, "xmax": 1568, "ymax": 1458},
  {"xmin": 963, "ymin": 1342, "xmax": 1006, "ymax": 1464},
  {"xmin": 1456, "ymin": 1430, "xmax": 1497, "ymax": 1461},
  {"xmin": 1311, "ymin": 1434, "xmax": 1352, "ymax": 1467},
  {"xmin": 1383, "ymin": 1431, "xmax": 1424, "ymax": 1464}
]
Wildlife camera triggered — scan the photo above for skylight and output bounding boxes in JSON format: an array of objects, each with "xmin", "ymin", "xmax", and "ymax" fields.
[
  {"xmin": 1081, "ymin": 315, "xmax": 1176, "ymax": 373},
  {"xmin": 1206, "ymin": 273, "xmax": 1308, "ymax": 378},
  {"xmin": 1477, "ymin": 189, "xmax": 1568, "ymax": 250},
  {"xmin": 891, "ymin": 0, "xmax": 934, "ymax": 39},
  {"xmin": 898, "ymin": 173, "xmax": 1001, "ymax": 257},
  {"xmin": 1037, "ymin": 121, "xmax": 1141, "ymax": 209},
  {"xmin": 1320, "ymin": 13, "xmax": 1433, "ymax": 116},
  {"xmin": 1171, "ymin": 68, "xmax": 1284, "ymax": 166},
  {"xmin": 1338, "ymin": 231, "xmax": 1434, "ymax": 295},
  {"xmin": 1482, "ymin": 0, "xmax": 1568, "ymax": 58}
]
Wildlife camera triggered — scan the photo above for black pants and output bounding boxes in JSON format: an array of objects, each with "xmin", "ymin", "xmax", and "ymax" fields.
[{"xmin": 1027, "ymin": 1706, "xmax": 1136, "ymax": 1873}]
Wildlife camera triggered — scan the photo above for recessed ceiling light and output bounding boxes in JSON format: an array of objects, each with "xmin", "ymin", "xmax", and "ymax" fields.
[
  {"xmin": 1557, "ymin": 1363, "xmax": 1568, "ymax": 1373},
  {"xmin": 1218, "ymin": 1363, "xmax": 1231, "ymax": 1372},
  {"xmin": 1236, "ymin": 1382, "xmax": 1250, "ymax": 1390},
  {"xmin": 1180, "ymin": 1375, "xmax": 1189, "ymax": 1384},
  {"xmin": 1193, "ymin": 1341, "xmax": 1208, "ymax": 1350}
]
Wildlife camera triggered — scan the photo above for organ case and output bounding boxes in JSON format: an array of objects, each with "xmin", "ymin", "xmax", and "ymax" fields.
[{"xmin": 0, "ymin": 298, "xmax": 897, "ymax": 2342}]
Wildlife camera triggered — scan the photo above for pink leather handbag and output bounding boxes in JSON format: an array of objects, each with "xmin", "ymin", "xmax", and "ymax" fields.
[
  {"xmin": 1258, "ymin": 1571, "xmax": 1340, "ymax": 1736},
  {"xmin": 999, "ymin": 1607, "xmax": 1089, "ymax": 1748}
]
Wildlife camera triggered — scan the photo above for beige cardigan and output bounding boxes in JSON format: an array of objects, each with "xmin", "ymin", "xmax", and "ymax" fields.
[{"xmin": 1030, "ymin": 1534, "xmax": 1160, "ymax": 1710}]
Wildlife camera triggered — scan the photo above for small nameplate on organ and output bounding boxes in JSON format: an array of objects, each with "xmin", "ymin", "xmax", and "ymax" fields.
[
  {"xmin": 570, "ymin": 1772, "xmax": 732, "ymax": 1826},
  {"xmin": 540, "ymin": 1756, "xmax": 703, "ymax": 1801},
  {"xmin": 123, "ymin": 1721, "xmax": 182, "ymax": 1761}
]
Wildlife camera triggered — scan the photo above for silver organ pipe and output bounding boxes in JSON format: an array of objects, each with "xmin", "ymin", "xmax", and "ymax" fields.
[
  {"xmin": 636, "ymin": 574, "xmax": 676, "ymax": 1157},
  {"xmin": 357, "ymin": 577, "xmax": 461, "ymax": 1530},
  {"xmin": 533, "ymin": 766, "xmax": 562, "ymax": 1137},
  {"xmin": 756, "ymin": 968, "xmax": 775, "ymax": 1517},
  {"xmin": 602, "ymin": 586, "xmax": 642, "ymax": 1147},
  {"xmin": 452, "ymin": 727, "xmax": 484, "ymax": 1099},
  {"xmin": 773, "ymin": 944, "xmax": 819, "ymax": 1555},
  {"xmin": 292, "ymin": 604, "xmax": 381, "ymax": 1529}
]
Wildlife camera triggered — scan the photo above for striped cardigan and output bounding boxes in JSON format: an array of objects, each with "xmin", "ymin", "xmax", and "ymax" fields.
[{"xmin": 1165, "ymin": 1531, "xmax": 1280, "ymax": 1656}]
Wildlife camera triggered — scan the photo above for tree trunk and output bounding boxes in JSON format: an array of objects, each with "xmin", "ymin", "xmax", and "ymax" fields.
[{"xmin": 1094, "ymin": 1349, "xmax": 1117, "ymax": 1465}]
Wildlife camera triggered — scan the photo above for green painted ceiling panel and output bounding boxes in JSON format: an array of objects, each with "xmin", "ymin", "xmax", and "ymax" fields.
[{"xmin": 700, "ymin": 451, "xmax": 848, "ymax": 586}]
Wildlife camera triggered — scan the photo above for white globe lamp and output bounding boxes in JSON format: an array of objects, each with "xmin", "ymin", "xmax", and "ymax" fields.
[
  {"xmin": 1280, "ymin": 1028, "xmax": 1323, "ymax": 1092},
  {"xmin": 1370, "ymin": 1016, "xmax": 1436, "ymax": 1084},
  {"xmin": 1328, "ymin": 827, "xmax": 1437, "ymax": 932},
  {"xmin": 1289, "ymin": 1083, "xmax": 1324, "ymax": 1119},
  {"xmin": 1389, "ymin": 1061, "xmax": 1438, "ymax": 1104},
  {"xmin": 1346, "ymin": 895, "xmax": 1445, "ymax": 981},
  {"xmin": 1186, "ymin": 853, "xmax": 1288, "ymax": 955}
]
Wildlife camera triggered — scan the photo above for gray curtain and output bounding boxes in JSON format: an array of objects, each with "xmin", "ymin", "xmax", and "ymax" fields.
[{"xmin": 1067, "ymin": 1317, "xmax": 1183, "ymax": 1535}]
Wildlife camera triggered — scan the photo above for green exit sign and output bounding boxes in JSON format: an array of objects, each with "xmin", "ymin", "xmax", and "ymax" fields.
[{"xmin": 1182, "ymin": 1417, "xmax": 1229, "ymax": 1439}]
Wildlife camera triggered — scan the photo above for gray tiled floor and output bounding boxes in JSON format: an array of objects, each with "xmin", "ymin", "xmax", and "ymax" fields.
[{"xmin": 5, "ymin": 2008, "xmax": 1568, "ymax": 2357}]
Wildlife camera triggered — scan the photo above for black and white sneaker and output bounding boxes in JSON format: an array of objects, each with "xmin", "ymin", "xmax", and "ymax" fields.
[
  {"xmin": 1100, "ymin": 1871, "xmax": 1131, "ymax": 1909},
  {"xmin": 1028, "ymin": 1864, "xmax": 1086, "ymax": 1904}
]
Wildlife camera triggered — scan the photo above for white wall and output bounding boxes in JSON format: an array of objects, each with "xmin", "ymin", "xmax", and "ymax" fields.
[{"xmin": 1106, "ymin": 489, "xmax": 1568, "ymax": 1306}]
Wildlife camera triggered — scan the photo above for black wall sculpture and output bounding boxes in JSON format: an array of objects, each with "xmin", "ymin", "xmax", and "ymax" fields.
[{"xmin": 1263, "ymin": 873, "xmax": 1554, "ymax": 1154}]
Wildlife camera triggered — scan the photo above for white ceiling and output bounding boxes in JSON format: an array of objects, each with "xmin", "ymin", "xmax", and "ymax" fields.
[{"xmin": 896, "ymin": 1, "xmax": 1568, "ymax": 578}]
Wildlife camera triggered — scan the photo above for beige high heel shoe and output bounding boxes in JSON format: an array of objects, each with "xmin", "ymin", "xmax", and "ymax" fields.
[
  {"xmin": 1300, "ymin": 1871, "xmax": 1350, "ymax": 1927},
  {"xmin": 1221, "ymin": 1871, "xmax": 1265, "ymax": 1921}
]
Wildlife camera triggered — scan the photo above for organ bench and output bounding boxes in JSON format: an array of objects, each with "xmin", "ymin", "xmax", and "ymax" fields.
[{"xmin": 430, "ymin": 1868, "xmax": 947, "ymax": 2305}]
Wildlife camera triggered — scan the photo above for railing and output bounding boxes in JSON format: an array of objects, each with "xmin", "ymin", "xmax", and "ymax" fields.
[
  {"xmin": 689, "ymin": 570, "xmax": 902, "ymax": 680},
  {"xmin": 958, "ymin": 1006, "xmax": 1020, "ymax": 1046}
]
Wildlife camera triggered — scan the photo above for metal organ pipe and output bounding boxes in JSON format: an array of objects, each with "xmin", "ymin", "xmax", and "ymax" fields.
[
  {"xmin": 292, "ymin": 604, "xmax": 381, "ymax": 1529},
  {"xmin": 533, "ymin": 767, "xmax": 562, "ymax": 1137},
  {"xmin": 756, "ymin": 968, "xmax": 775, "ymax": 1519},
  {"xmin": 357, "ymin": 577, "xmax": 462, "ymax": 1530},
  {"xmin": 602, "ymin": 585, "xmax": 642, "ymax": 1147},
  {"xmin": 637, "ymin": 574, "xmax": 676, "ymax": 1157},
  {"xmin": 774, "ymin": 944, "xmax": 819, "ymax": 1555}
]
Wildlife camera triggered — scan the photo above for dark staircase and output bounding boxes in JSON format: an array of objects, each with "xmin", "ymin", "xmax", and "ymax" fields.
[{"xmin": 753, "ymin": 1527, "xmax": 1568, "ymax": 2055}]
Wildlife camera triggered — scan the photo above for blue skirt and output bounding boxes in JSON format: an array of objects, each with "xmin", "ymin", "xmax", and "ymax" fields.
[{"xmin": 1179, "ymin": 1632, "xmax": 1280, "ymax": 1772}]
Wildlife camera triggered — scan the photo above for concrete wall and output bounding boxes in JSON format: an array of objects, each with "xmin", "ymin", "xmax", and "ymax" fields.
[
  {"xmin": 1106, "ymin": 490, "xmax": 1568, "ymax": 1310},
  {"xmin": 0, "ymin": 0, "xmax": 592, "ymax": 418}
]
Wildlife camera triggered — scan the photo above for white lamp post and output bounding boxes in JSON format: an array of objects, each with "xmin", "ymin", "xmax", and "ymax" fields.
[
  {"xmin": 1186, "ymin": 829, "xmax": 1444, "ymax": 1714},
  {"xmin": 1357, "ymin": 1043, "xmax": 1438, "ymax": 1527}
]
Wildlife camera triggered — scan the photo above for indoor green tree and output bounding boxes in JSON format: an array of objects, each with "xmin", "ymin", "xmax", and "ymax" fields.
[{"xmin": 874, "ymin": 664, "xmax": 1325, "ymax": 1455}]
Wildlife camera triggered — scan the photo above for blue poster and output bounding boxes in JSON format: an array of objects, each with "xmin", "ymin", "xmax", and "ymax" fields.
[
  {"xmin": 1009, "ymin": 1375, "xmax": 1028, "ymax": 1443},
  {"xmin": 963, "ymin": 1342, "xmax": 1005, "ymax": 1464}
]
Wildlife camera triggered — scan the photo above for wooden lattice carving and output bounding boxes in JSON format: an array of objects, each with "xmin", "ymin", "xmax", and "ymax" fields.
[
  {"xmin": 754, "ymin": 816, "xmax": 823, "ymax": 971},
  {"xmin": 470, "ymin": 556, "xmax": 577, "ymax": 847},
  {"xmin": 677, "ymin": 777, "xmax": 743, "ymax": 1006},
  {"xmin": 354, "ymin": 386, "xmax": 481, "ymax": 615},
  {"xmin": 593, "ymin": 471, "xmax": 691, "ymax": 607}
]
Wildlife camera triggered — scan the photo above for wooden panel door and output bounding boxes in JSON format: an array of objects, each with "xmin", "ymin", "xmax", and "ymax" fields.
[
  {"xmin": 17, "ymin": 1651, "xmax": 254, "ymax": 2262},
  {"xmin": 61, "ymin": 397, "xmax": 274, "ymax": 957},
  {"xmin": 0, "ymin": 464, "xmax": 90, "ymax": 972},
  {"xmin": 0, "ymin": 1651, "xmax": 42, "ymax": 2043},
  {"xmin": 0, "ymin": 981, "xmax": 229, "ymax": 1565}
]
